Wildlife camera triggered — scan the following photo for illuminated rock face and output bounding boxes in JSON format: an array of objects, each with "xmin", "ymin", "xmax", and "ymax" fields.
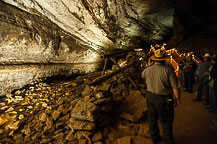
[
  {"xmin": 2, "ymin": 0, "xmax": 174, "ymax": 51},
  {"xmin": 0, "ymin": 0, "xmax": 174, "ymax": 95}
]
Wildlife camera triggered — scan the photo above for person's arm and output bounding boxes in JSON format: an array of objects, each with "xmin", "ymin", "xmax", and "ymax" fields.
[{"xmin": 173, "ymin": 88, "xmax": 181, "ymax": 107}]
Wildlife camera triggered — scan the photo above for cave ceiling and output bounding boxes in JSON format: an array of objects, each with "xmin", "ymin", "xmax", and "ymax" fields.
[{"xmin": 2, "ymin": 0, "xmax": 174, "ymax": 51}]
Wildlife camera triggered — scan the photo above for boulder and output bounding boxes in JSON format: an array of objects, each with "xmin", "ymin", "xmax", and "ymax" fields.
[
  {"xmin": 116, "ymin": 136, "xmax": 132, "ymax": 144},
  {"xmin": 120, "ymin": 90, "xmax": 147, "ymax": 122},
  {"xmin": 68, "ymin": 118, "xmax": 95, "ymax": 131},
  {"xmin": 92, "ymin": 131, "xmax": 103, "ymax": 142},
  {"xmin": 71, "ymin": 100, "xmax": 99, "ymax": 122}
]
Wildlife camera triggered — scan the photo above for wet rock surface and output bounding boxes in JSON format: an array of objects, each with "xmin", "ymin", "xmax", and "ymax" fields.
[{"xmin": 0, "ymin": 70, "xmax": 150, "ymax": 144}]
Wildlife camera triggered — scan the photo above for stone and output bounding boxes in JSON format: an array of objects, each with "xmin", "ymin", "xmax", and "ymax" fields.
[
  {"xmin": 119, "ymin": 90, "xmax": 147, "ymax": 122},
  {"xmin": 8, "ymin": 121, "xmax": 20, "ymax": 130},
  {"xmin": 118, "ymin": 124, "xmax": 135, "ymax": 136},
  {"xmin": 93, "ymin": 142, "xmax": 103, "ymax": 144},
  {"xmin": 65, "ymin": 130, "xmax": 75, "ymax": 141},
  {"xmin": 68, "ymin": 118, "xmax": 95, "ymax": 131},
  {"xmin": 138, "ymin": 123, "xmax": 150, "ymax": 137},
  {"xmin": 43, "ymin": 117, "xmax": 53, "ymax": 131},
  {"xmin": 131, "ymin": 136, "xmax": 149, "ymax": 144},
  {"xmin": 0, "ymin": 117, "xmax": 8, "ymax": 126},
  {"xmin": 18, "ymin": 115, "xmax": 24, "ymax": 120},
  {"xmin": 71, "ymin": 100, "xmax": 99, "ymax": 122},
  {"xmin": 75, "ymin": 131, "xmax": 93, "ymax": 140},
  {"xmin": 116, "ymin": 136, "xmax": 132, "ymax": 144},
  {"xmin": 22, "ymin": 126, "xmax": 31, "ymax": 137},
  {"xmin": 93, "ymin": 97, "xmax": 111, "ymax": 105},
  {"xmin": 52, "ymin": 110, "xmax": 61, "ymax": 121},
  {"xmin": 40, "ymin": 113, "xmax": 47, "ymax": 122},
  {"xmin": 81, "ymin": 85, "xmax": 92, "ymax": 96},
  {"xmin": 53, "ymin": 132, "xmax": 64, "ymax": 140},
  {"xmin": 95, "ymin": 83, "xmax": 111, "ymax": 91},
  {"xmin": 120, "ymin": 112, "xmax": 134, "ymax": 122},
  {"xmin": 92, "ymin": 131, "xmax": 103, "ymax": 142},
  {"xmin": 71, "ymin": 82, "xmax": 77, "ymax": 87},
  {"xmin": 79, "ymin": 139, "xmax": 87, "ymax": 144},
  {"xmin": 108, "ymin": 132, "xmax": 117, "ymax": 141},
  {"xmin": 40, "ymin": 138, "xmax": 52, "ymax": 144},
  {"xmin": 57, "ymin": 97, "xmax": 64, "ymax": 105}
]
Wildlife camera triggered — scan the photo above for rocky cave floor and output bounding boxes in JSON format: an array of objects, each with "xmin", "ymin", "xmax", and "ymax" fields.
[{"xmin": 0, "ymin": 71, "xmax": 217, "ymax": 144}]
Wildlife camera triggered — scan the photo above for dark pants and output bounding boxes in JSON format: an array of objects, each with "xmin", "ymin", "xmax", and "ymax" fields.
[
  {"xmin": 184, "ymin": 71, "xmax": 194, "ymax": 93},
  {"xmin": 197, "ymin": 77, "xmax": 209, "ymax": 103},
  {"xmin": 146, "ymin": 91, "xmax": 175, "ymax": 144}
]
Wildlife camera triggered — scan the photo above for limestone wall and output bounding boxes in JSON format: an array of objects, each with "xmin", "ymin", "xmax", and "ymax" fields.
[{"xmin": 0, "ymin": 63, "xmax": 101, "ymax": 96}]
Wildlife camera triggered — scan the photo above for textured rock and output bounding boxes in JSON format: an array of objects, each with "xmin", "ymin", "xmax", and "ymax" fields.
[
  {"xmin": 71, "ymin": 99, "xmax": 99, "ymax": 122},
  {"xmin": 68, "ymin": 118, "xmax": 95, "ymax": 131},
  {"xmin": 92, "ymin": 131, "xmax": 103, "ymax": 142},
  {"xmin": 116, "ymin": 136, "xmax": 132, "ymax": 144},
  {"xmin": 0, "ymin": 64, "xmax": 99, "ymax": 96},
  {"xmin": 120, "ymin": 90, "xmax": 147, "ymax": 122},
  {"xmin": 2, "ymin": 0, "xmax": 174, "ymax": 50}
]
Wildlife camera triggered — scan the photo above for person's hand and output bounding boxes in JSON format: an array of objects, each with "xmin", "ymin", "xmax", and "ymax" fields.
[
  {"xmin": 174, "ymin": 98, "xmax": 180, "ymax": 107},
  {"xmin": 195, "ymin": 76, "xmax": 198, "ymax": 83}
]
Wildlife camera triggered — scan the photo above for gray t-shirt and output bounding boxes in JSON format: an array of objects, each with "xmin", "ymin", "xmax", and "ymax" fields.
[{"xmin": 141, "ymin": 62, "xmax": 181, "ymax": 95}]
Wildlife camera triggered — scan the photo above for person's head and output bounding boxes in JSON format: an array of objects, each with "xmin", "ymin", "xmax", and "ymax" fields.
[
  {"xmin": 180, "ymin": 55, "xmax": 185, "ymax": 61},
  {"xmin": 186, "ymin": 55, "xmax": 192, "ymax": 62},
  {"xmin": 213, "ymin": 53, "xmax": 217, "ymax": 59},
  {"xmin": 151, "ymin": 49, "xmax": 169, "ymax": 64},
  {"xmin": 203, "ymin": 53, "xmax": 211, "ymax": 62},
  {"xmin": 211, "ymin": 57, "xmax": 217, "ymax": 64}
]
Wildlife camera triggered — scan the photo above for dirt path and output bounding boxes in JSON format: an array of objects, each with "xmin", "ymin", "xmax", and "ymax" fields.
[{"xmin": 173, "ymin": 88, "xmax": 217, "ymax": 144}]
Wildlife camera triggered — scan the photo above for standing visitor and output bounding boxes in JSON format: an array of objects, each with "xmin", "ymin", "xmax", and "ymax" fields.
[
  {"xmin": 183, "ymin": 55, "xmax": 197, "ymax": 93},
  {"xmin": 193, "ymin": 53, "xmax": 212, "ymax": 103},
  {"xmin": 141, "ymin": 49, "xmax": 181, "ymax": 144}
]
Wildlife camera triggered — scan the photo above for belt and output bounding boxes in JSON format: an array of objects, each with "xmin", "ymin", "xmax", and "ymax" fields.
[{"xmin": 146, "ymin": 91, "xmax": 172, "ymax": 98}]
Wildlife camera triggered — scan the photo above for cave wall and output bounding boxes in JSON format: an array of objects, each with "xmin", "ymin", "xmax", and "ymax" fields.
[
  {"xmin": 0, "ymin": 0, "xmax": 175, "ymax": 96},
  {"xmin": 0, "ymin": 1, "xmax": 103, "ymax": 96},
  {"xmin": 0, "ymin": 1, "xmax": 102, "ymax": 64},
  {"xmin": 2, "ymin": 0, "xmax": 174, "ymax": 49},
  {"xmin": 169, "ymin": 0, "xmax": 217, "ymax": 54}
]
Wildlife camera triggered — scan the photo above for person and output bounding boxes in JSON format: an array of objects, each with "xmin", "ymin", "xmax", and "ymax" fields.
[
  {"xmin": 183, "ymin": 55, "xmax": 197, "ymax": 93},
  {"xmin": 208, "ymin": 57, "xmax": 217, "ymax": 113},
  {"xmin": 141, "ymin": 49, "xmax": 181, "ymax": 144},
  {"xmin": 193, "ymin": 53, "xmax": 213, "ymax": 103},
  {"xmin": 178, "ymin": 55, "xmax": 185, "ymax": 87}
]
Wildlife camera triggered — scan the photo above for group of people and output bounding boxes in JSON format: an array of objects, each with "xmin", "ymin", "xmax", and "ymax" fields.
[
  {"xmin": 141, "ymin": 49, "xmax": 217, "ymax": 144},
  {"xmin": 178, "ymin": 53, "xmax": 217, "ymax": 113}
]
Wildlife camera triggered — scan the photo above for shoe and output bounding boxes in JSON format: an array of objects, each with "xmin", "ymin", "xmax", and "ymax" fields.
[{"xmin": 192, "ymin": 99, "xmax": 201, "ymax": 101}]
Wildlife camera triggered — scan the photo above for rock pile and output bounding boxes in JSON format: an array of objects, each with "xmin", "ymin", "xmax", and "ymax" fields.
[{"xmin": 0, "ymin": 71, "xmax": 149, "ymax": 144}]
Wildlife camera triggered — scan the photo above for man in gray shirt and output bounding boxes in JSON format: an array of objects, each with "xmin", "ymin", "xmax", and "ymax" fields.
[{"xmin": 141, "ymin": 49, "xmax": 181, "ymax": 144}]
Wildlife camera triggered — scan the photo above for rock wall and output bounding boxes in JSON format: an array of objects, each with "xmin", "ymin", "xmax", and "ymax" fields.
[
  {"xmin": 2, "ymin": 0, "xmax": 174, "ymax": 48},
  {"xmin": 0, "ymin": 1, "xmax": 103, "ymax": 96},
  {"xmin": 0, "ymin": 64, "xmax": 101, "ymax": 96},
  {"xmin": 0, "ymin": 1, "xmax": 103, "ymax": 64}
]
